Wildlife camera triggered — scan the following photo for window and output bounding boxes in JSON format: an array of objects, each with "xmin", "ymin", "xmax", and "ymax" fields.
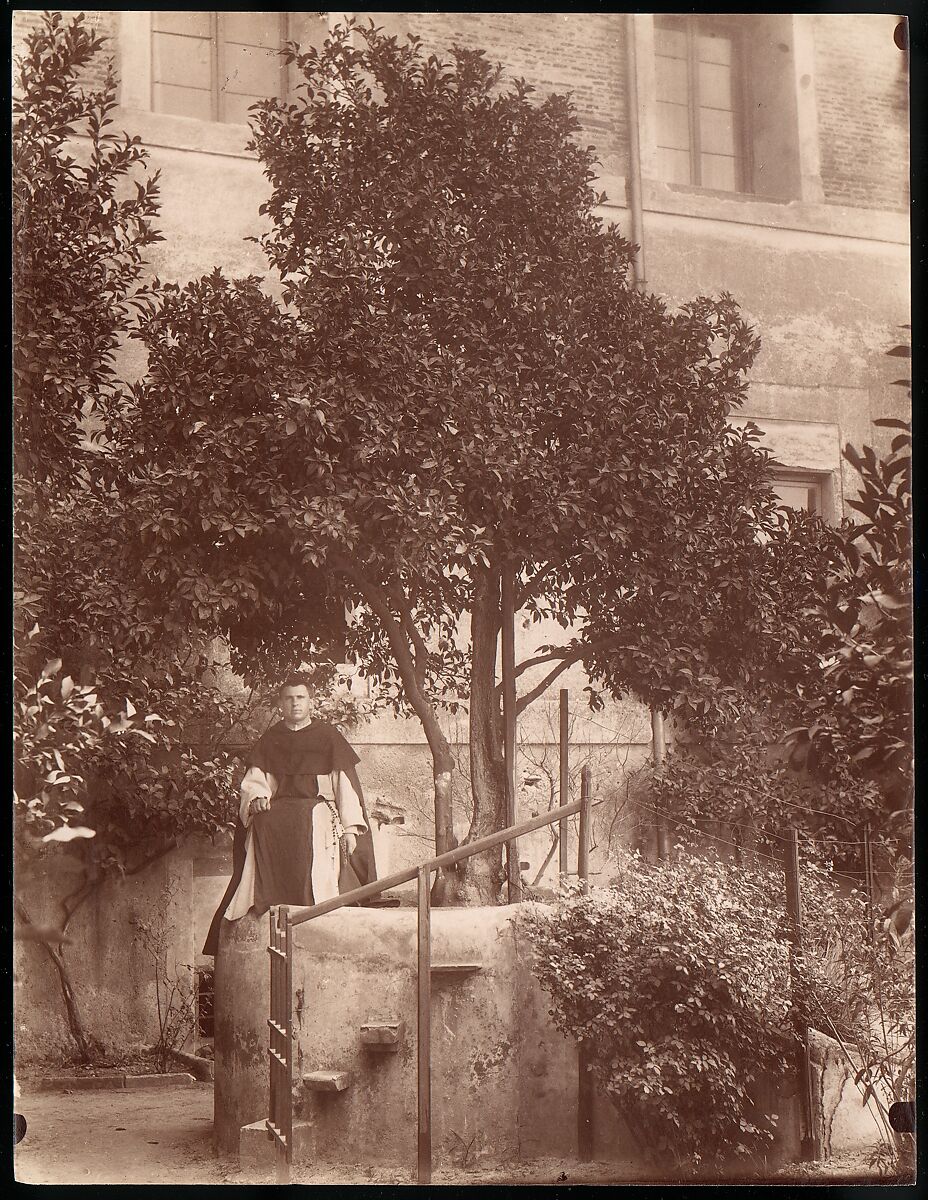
[
  {"xmin": 653, "ymin": 15, "xmax": 750, "ymax": 193},
  {"xmin": 151, "ymin": 12, "xmax": 327, "ymax": 124},
  {"xmin": 771, "ymin": 476, "xmax": 824, "ymax": 514}
]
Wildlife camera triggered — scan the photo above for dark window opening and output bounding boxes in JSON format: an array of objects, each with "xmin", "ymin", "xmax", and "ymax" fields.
[{"xmin": 196, "ymin": 966, "xmax": 215, "ymax": 1039}]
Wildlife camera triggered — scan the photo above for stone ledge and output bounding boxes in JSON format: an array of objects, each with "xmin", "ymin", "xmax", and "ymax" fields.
[
  {"xmin": 168, "ymin": 1048, "xmax": 215, "ymax": 1082},
  {"xmin": 125, "ymin": 1072, "xmax": 197, "ymax": 1089},
  {"xmin": 594, "ymin": 172, "xmax": 908, "ymax": 246},
  {"xmin": 303, "ymin": 1070, "xmax": 350, "ymax": 1092},
  {"xmin": 33, "ymin": 1071, "xmax": 196, "ymax": 1092},
  {"xmin": 240, "ymin": 1118, "xmax": 315, "ymax": 1168}
]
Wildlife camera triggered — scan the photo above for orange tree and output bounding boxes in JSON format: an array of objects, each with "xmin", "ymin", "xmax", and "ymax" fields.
[{"xmin": 115, "ymin": 22, "xmax": 802, "ymax": 901}]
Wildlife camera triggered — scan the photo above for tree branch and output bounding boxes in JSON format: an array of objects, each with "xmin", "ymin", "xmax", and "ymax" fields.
[
  {"xmin": 495, "ymin": 631, "xmax": 629, "ymax": 710},
  {"xmin": 328, "ymin": 552, "xmax": 452, "ymax": 764},
  {"xmin": 61, "ymin": 875, "xmax": 99, "ymax": 933},
  {"xmin": 516, "ymin": 561, "xmax": 555, "ymax": 609},
  {"xmin": 15, "ymin": 897, "xmax": 96, "ymax": 1061},
  {"xmin": 512, "ymin": 646, "xmax": 587, "ymax": 681},
  {"xmin": 516, "ymin": 655, "xmax": 582, "ymax": 715},
  {"xmin": 60, "ymin": 837, "xmax": 180, "ymax": 933},
  {"xmin": 386, "ymin": 580, "xmax": 430, "ymax": 689}
]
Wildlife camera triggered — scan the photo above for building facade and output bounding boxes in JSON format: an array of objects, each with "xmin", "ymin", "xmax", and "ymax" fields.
[{"xmin": 14, "ymin": 11, "xmax": 910, "ymax": 1058}]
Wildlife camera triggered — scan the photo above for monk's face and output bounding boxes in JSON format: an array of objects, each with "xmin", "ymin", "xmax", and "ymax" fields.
[{"xmin": 280, "ymin": 685, "xmax": 312, "ymax": 725}]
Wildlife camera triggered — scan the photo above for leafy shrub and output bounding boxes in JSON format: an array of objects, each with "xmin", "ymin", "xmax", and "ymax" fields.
[
  {"xmin": 785, "ymin": 419, "xmax": 912, "ymax": 814},
  {"xmin": 525, "ymin": 846, "xmax": 914, "ymax": 1177},
  {"xmin": 645, "ymin": 738, "xmax": 891, "ymax": 871},
  {"xmin": 131, "ymin": 878, "xmax": 196, "ymax": 1074},
  {"xmin": 14, "ymin": 641, "xmax": 159, "ymax": 845},
  {"xmin": 523, "ymin": 849, "xmax": 798, "ymax": 1173}
]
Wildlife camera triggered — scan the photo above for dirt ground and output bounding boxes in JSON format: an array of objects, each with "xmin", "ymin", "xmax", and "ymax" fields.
[
  {"xmin": 14, "ymin": 1083, "xmax": 232, "ymax": 1186},
  {"xmin": 14, "ymin": 1082, "xmax": 894, "ymax": 1186},
  {"xmin": 12, "ymin": 1083, "xmax": 632, "ymax": 1186}
]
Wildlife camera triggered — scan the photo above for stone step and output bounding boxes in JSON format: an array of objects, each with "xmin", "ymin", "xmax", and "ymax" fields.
[
  {"xmin": 360, "ymin": 1020, "xmax": 405, "ymax": 1052},
  {"xmin": 430, "ymin": 962, "xmax": 483, "ymax": 978},
  {"xmin": 302, "ymin": 1070, "xmax": 350, "ymax": 1092},
  {"xmin": 239, "ymin": 1118, "xmax": 313, "ymax": 1169}
]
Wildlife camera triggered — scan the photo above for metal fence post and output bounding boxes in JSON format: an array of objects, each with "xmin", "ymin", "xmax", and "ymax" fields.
[
  {"xmin": 863, "ymin": 822, "xmax": 876, "ymax": 945},
  {"xmin": 417, "ymin": 867, "xmax": 432, "ymax": 1184},
  {"xmin": 578, "ymin": 765, "xmax": 591, "ymax": 894},
  {"xmin": 502, "ymin": 568, "xmax": 522, "ymax": 902},
  {"xmin": 577, "ymin": 764, "xmax": 594, "ymax": 1161},
  {"xmin": 784, "ymin": 828, "xmax": 819, "ymax": 1162},
  {"xmin": 651, "ymin": 709, "xmax": 669, "ymax": 859},
  {"xmin": 559, "ymin": 689, "xmax": 570, "ymax": 876}
]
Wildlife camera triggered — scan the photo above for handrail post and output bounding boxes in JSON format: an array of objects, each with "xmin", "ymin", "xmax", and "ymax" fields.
[
  {"xmin": 288, "ymin": 796, "xmax": 600, "ymax": 929},
  {"xmin": 282, "ymin": 906, "xmax": 292, "ymax": 1182},
  {"xmin": 417, "ymin": 867, "xmax": 432, "ymax": 1184},
  {"xmin": 268, "ymin": 906, "xmax": 292, "ymax": 1185}
]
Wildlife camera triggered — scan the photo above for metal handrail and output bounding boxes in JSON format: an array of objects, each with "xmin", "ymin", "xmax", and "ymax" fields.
[
  {"xmin": 271, "ymin": 785, "xmax": 597, "ymax": 1184},
  {"xmin": 288, "ymin": 794, "xmax": 599, "ymax": 927}
]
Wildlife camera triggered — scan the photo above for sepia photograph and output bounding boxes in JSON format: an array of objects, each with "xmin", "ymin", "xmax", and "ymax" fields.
[{"xmin": 12, "ymin": 8, "xmax": 914, "ymax": 1186}]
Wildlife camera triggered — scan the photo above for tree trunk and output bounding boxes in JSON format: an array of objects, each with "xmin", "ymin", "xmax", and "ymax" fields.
[
  {"xmin": 463, "ymin": 566, "xmax": 507, "ymax": 903},
  {"xmin": 329, "ymin": 559, "xmax": 458, "ymax": 870}
]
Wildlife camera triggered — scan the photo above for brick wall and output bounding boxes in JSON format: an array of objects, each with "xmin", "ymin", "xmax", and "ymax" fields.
[
  {"xmin": 812, "ymin": 14, "xmax": 909, "ymax": 212},
  {"xmin": 13, "ymin": 9, "xmax": 119, "ymax": 92},
  {"xmin": 368, "ymin": 11, "xmax": 630, "ymax": 178},
  {"xmin": 14, "ymin": 10, "xmax": 910, "ymax": 215}
]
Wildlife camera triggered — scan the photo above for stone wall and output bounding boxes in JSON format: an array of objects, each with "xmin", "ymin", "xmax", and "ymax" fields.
[
  {"xmin": 14, "ymin": 833, "xmax": 237, "ymax": 1063},
  {"xmin": 366, "ymin": 11, "xmax": 630, "ymax": 178},
  {"xmin": 809, "ymin": 1028, "xmax": 886, "ymax": 1158},
  {"xmin": 14, "ymin": 845, "xmax": 196, "ymax": 1062}
]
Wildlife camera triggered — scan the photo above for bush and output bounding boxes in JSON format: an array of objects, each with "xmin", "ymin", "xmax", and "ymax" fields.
[
  {"xmin": 646, "ymin": 738, "xmax": 890, "ymax": 871},
  {"xmin": 522, "ymin": 849, "xmax": 798, "ymax": 1174}
]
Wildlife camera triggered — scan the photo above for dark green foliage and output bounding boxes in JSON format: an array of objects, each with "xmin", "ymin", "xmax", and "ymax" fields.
[
  {"xmin": 13, "ymin": 9, "xmax": 162, "ymax": 484},
  {"xmin": 786, "ymin": 421, "xmax": 912, "ymax": 812}
]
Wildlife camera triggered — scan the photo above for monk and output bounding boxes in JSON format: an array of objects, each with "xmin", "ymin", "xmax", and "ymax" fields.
[{"xmin": 203, "ymin": 673, "xmax": 376, "ymax": 956}]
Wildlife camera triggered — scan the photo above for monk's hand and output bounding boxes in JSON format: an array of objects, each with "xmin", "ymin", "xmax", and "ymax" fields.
[
  {"xmin": 250, "ymin": 795, "xmax": 271, "ymax": 814},
  {"xmin": 341, "ymin": 832, "xmax": 358, "ymax": 856}
]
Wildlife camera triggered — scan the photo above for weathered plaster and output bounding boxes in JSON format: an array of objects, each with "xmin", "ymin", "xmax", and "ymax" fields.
[{"xmin": 215, "ymin": 906, "xmax": 887, "ymax": 1175}]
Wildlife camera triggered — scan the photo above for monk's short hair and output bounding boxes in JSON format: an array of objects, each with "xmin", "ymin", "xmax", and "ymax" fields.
[{"xmin": 279, "ymin": 672, "xmax": 315, "ymax": 693}]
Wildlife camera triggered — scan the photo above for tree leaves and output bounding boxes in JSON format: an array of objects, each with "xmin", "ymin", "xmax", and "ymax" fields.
[{"xmin": 13, "ymin": 11, "xmax": 163, "ymax": 489}]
